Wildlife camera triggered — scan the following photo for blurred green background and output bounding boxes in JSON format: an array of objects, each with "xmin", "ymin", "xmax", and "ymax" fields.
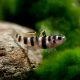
[{"xmin": 0, "ymin": 0, "xmax": 80, "ymax": 80}]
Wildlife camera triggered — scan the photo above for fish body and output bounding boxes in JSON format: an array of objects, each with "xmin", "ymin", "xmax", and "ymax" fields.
[{"xmin": 15, "ymin": 33, "xmax": 65, "ymax": 49}]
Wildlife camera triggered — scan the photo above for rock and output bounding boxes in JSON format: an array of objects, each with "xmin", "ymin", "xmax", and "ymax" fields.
[{"xmin": 0, "ymin": 22, "xmax": 42, "ymax": 80}]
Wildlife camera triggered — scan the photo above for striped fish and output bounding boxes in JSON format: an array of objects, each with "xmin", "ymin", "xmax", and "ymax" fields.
[{"xmin": 15, "ymin": 32, "xmax": 65, "ymax": 49}]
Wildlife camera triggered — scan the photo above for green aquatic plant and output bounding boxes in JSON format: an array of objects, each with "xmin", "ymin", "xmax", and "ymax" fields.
[{"xmin": 36, "ymin": 48, "xmax": 80, "ymax": 80}]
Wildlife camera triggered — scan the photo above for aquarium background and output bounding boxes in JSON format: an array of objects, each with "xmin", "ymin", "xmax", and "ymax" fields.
[{"xmin": 0, "ymin": 0, "xmax": 80, "ymax": 80}]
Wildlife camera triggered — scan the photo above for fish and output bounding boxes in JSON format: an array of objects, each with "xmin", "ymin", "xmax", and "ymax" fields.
[{"xmin": 15, "ymin": 31, "xmax": 66, "ymax": 49}]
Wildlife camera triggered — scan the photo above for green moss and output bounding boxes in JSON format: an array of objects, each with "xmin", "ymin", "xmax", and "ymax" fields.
[{"xmin": 36, "ymin": 48, "xmax": 80, "ymax": 80}]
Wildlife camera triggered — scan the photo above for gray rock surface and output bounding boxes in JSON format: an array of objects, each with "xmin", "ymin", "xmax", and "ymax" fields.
[{"xmin": 0, "ymin": 22, "xmax": 42, "ymax": 80}]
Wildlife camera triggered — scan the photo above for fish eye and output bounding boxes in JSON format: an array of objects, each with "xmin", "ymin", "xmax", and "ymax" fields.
[{"xmin": 58, "ymin": 36, "xmax": 62, "ymax": 40}]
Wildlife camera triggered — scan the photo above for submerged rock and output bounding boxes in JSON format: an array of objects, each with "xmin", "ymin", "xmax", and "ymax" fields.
[{"xmin": 0, "ymin": 22, "xmax": 42, "ymax": 80}]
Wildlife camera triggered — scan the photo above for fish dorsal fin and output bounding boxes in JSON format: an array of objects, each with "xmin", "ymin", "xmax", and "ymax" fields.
[
  {"xmin": 20, "ymin": 31, "xmax": 37, "ymax": 37},
  {"xmin": 40, "ymin": 30, "xmax": 46, "ymax": 37}
]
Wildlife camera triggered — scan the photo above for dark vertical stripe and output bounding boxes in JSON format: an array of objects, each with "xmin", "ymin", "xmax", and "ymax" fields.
[
  {"xmin": 53, "ymin": 35, "xmax": 56, "ymax": 43},
  {"xmin": 18, "ymin": 36, "xmax": 21, "ymax": 42},
  {"xmin": 30, "ymin": 37, "xmax": 34, "ymax": 46},
  {"xmin": 16, "ymin": 34, "xmax": 18, "ymax": 38},
  {"xmin": 48, "ymin": 36, "xmax": 51, "ymax": 41},
  {"xmin": 42, "ymin": 36, "xmax": 47, "ymax": 49},
  {"xmin": 53, "ymin": 35, "xmax": 56, "ymax": 39},
  {"xmin": 36, "ymin": 36, "xmax": 38, "ymax": 42},
  {"xmin": 53, "ymin": 39, "xmax": 56, "ymax": 43},
  {"xmin": 23, "ymin": 37, "xmax": 27, "ymax": 44}
]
